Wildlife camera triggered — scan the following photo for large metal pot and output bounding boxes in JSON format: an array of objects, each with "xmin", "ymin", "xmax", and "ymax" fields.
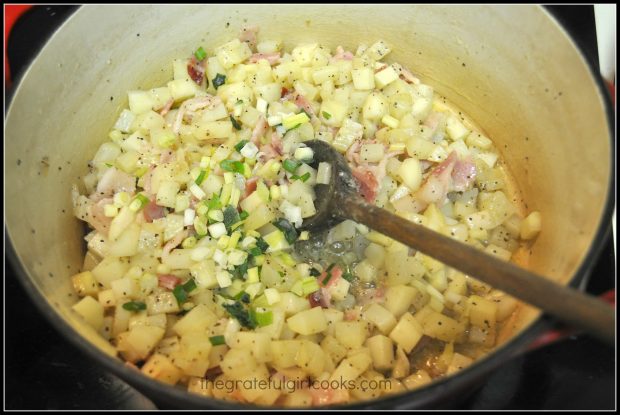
[{"xmin": 5, "ymin": 4, "xmax": 614, "ymax": 409}]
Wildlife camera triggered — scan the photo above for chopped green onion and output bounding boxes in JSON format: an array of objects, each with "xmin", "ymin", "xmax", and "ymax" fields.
[
  {"xmin": 194, "ymin": 46, "xmax": 207, "ymax": 61},
  {"xmin": 234, "ymin": 291, "xmax": 251, "ymax": 303},
  {"xmin": 208, "ymin": 194, "xmax": 222, "ymax": 210},
  {"xmin": 322, "ymin": 272, "xmax": 333, "ymax": 286},
  {"xmin": 248, "ymin": 247, "xmax": 262, "ymax": 257},
  {"xmin": 234, "ymin": 140, "xmax": 249, "ymax": 152},
  {"xmin": 322, "ymin": 111, "xmax": 332, "ymax": 120},
  {"xmin": 220, "ymin": 159, "xmax": 245, "ymax": 174},
  {"xmin": 250, "ymin": 309, "xmax": 273, "ymax": 327},
  {"xmin": 172, "ymin": 285, "xmax": 188, "ymax": 304},
  {"xmin": 104, "ymin": 162, "xmax": 113, "ymax": 168},
  {"xmin": 209, "ymin": 335, "xmax": 226, "ymax": 346},
  {"xmin": 255, "ymin": 237, "xmax": 269, "ymax": 253},
  {"xmin": 283, "ymin": 159, "xmax": 301, "ymax": 173},
  {"xmin": 230, "ymin": 116, "xmax": 242, "ymax": 131},
  {"xmin": 272, "ymin": 218, "xmax": 299, "ymax": 245},
  {"xmin": 195, "ymin": 169, "xmax": 208, "ymax": 185},
  {"xmin": 239, "ymin": 210, "xmax": 249, "ymax": 220},
  {"xmin": 291, "ymin": 172, "xmax": 311, "ymax": 182},
  {"xmin": 282, "ymin": 112, "xmax": 310, "ymax": 130},
  {"xmin": 182, "ymin": 278, "xmax": 197, "ymax": 294},
  {"xmin": 309, "ymin": 268, "xmax": 321, "ymax": 277},
  {"xmin": 223, "ymin": 205, "xmax": 241, "ymax": 232},
  {"xmin": 181, "ymin": 236, "xmax": 197, "ymax": 249},
  {"xmin": 129, "ymin": 193, "xmax": 150, "ymax": 212},
  {"xmin": 222, "ymin": 302, "xmax": 256, "ymax": 329},
  {"xmin": 122, "ymin": 301, "xmax": 146, "ymax": 311},
  {"xmin": 213, "ymin": 73, "xmax": 226, "ymax": 89},
  {"xmin": 342, "ymin": 271, "xmax": 354, "ymax": 282}
]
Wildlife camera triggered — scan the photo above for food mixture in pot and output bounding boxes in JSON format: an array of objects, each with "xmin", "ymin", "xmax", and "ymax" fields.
[{"xmin": 70, "ymin": 27, "xmax": 542, "ymax": 406}]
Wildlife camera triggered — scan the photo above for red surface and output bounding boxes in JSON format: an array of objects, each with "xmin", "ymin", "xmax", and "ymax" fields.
[{"xmin": 4, "ymin": 4, "xmax": 34, "ymax": 85}]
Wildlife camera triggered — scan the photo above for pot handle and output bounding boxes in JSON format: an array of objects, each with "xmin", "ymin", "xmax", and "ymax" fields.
[
  {"xmin": 526, "ymin": 289, "xmax": 615, "ymax": 351},
  {"xmin": 4, "ymin": 4, "xmax": 33, "ymax": 87}
]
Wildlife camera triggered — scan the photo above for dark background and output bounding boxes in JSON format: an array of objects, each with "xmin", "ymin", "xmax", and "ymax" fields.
[{"xmin": 5, "ymin": 5, "xmax": 616, "ymax": 410}]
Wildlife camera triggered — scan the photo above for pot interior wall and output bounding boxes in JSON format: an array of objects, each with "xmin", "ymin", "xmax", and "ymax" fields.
[{"xmin": 5, "ymin": 3, "xmax": 611, "ymax": 400}]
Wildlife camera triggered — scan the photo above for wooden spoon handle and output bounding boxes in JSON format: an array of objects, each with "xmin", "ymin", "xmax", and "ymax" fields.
[{"xmin": 342, "ymin": 198, "xmax": 615, "ymax": 345}]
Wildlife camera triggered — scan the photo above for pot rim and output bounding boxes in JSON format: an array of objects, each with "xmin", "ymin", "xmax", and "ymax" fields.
[{"xmin": 5, "ymin": 4, "xmax": 615, "ymax": 409}]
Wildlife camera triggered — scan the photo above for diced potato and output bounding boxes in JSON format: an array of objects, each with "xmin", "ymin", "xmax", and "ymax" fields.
[
  {"xmin": 329, "ymin": 352, "xmax": 372, "ymax": 383},
  {"xmin": 468, "ymin": 295, "xmax": 497, "ymax": 329},
  {"xmin": 172, "ymin": 332, "xmax": 213, "ymax": 377},
  {"xmin": 363, "ymin": 303, "xmax": 397, "ymax": 334},
  {"xmin": 271, "ymin": 339, "xmax": 302, "ymax": 369},
  {"xmin": 91, "ymin": 257, "xmax": 130, "ymax": 289},
  {"xmin": 384, "ymin": 285, "xmax": 418, "ymax": 317},
  {"xmin": 403, "ymin": 369, "xmax": 432, "ymax": 390},
  {"xmin": 321, "ymin": 335, "xmax": 348, "ymax": 365},
  {"xmin": 72, "ymin": 271, "xmax": 99, "ymax": 297},
  {"xmin": 72, "ymin": 296, "xmax": 104, "ymax": 331},
  {"xmin": 287, "ymin": 307, "xmax": 327, "ymax": 335},
  {"xmin": 362, "ymin": 91, "xmax": 388, "ymax": 121},
  {"xmin": 366, "ymin": 335, "xmax": 394, "ymax": 371},
  {"xmin": 389, "ymin": 312, "xmax": 424, "ymax": 353},
  {"xmin": 111, "ymin": 277, "xmax": 141, "ymax": 300},
  {"xmin": 125, "ymin": 325, "xmax": 165, "ymax": 360},
  {"xmin": 295, "ymin": 340, "xmax": 326, "ymax": 377},
  {"xmin": 520, "ymin": 211, "xmax": 542, "ymax": 240},
  {"xmin": 230, "ymin": 331, "xmax": 272, "ymax": 363},
  {"xmin": 220, "ymin": 348, "xmax": 258, "ymax": 379},
  {"xmin": 141, "ymin": 353, "xmax": 183, "ymax": 385},
  {"xmin": 167, "ymin": 79, "xmax": 199, "ymax": 101},
  {"xmin": 173, "ymin": 304, "xmax": 217, "ymax": 336},
  {"xmin": 446, "ymin": 115, "xmax": 470, "ymax": 141},
  {"xmin": 446, "ymin": 352, "xmax": 474, "ymax": 376},
  {"xmin": 352, "ymin": 68, "xmax": 375, "ymax": 90},
  {"xmin": 420, "ymin": 310, "xmax": 465, "ymax": 342},
  {"xmin": 334, "ymin": 321, "xmax": 367, "ymax": 350},
  {"xmin": 156, "ymin": 180, "xmax": 180, "ymax": 208},
  {"xmin": 243, "ymin": 203, "xmax": 277, "ymax": 231},
  {"xmin": 107, "ymin": 223, "xmax": 140, "ymax": 257},
  {"xmin": 146, "ymin": 292, "xmax": 180, "ymax": 315}
]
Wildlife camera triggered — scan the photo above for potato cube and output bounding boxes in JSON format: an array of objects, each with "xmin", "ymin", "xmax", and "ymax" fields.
[
  {"xmin": 384, "ymin": 285, "xmax": 418, "ymax": 317},
  {"xmin": 173, "ymin": 304, "xmax": 217, "ymax": 336},
  {"xmin": 420, "ymin": 311, "xmax": 464, "ymax": 342},
  {"xmin": 334, "ymin": 321, "xmax": 367, "ymax": 349},
  {"xmin": 271, "ymin": 340, "xmax": 302, "ymax": 369},
  {"xmin": 363, "ymin": 303, "xmax": 397, "ymax": 335},
  {"xmin": 520, "ymin": 211, "xmax": 542, "ymax": 240},
  {"xmin": 230, "ymin": 331, "xmax": 272, "ymax": 363},
  {"xmin": 72, "ymin": 296, "xmax": 104, "ymax": 331},
  {"xmin": 389, "ymin": 312, "xmax": 424, "ymax": 353},
  {"xmin": 72, "ymin": 271, "xmax": 99, "ymax": 297},
  {"xmin": 287, "ymin": 307, "xmax": 327, "ymax": 335},
  {"xmin": 366, "ymin": 335, "xmax": 395, "ymax": 371},
  {"xmin": 141, "ymin": 353, "xmax": 183, "ymax": 385}
]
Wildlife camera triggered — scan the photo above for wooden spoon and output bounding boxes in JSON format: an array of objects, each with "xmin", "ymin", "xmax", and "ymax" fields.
[{"xmin": 299, "ymin": 140, "xmax": 615, "ymax": 345}]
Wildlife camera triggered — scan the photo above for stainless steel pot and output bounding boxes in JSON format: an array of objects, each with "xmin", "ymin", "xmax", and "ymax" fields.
[{"xmin": 5, "ymin": 4, "xmax": 614, "ymax": 409}]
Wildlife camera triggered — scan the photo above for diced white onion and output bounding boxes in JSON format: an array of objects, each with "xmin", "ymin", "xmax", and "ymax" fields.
[
  {"xmin": 316, "ymin": 162, "xmax": 332, "ymax": 185},
  {"xmin": 113, "ymin": 109, "xmax": 135, "ymax": 133},
  {"xmin": 208, "ymin": 222, "xmax": 228, "ymax": 239},
  {"xmin": 240, "ymin": 142, "xmax": 259, "ymax": 159},
  {"xmin": 183, "ymin": 208, "xmax": 196, "ymax": 226}
]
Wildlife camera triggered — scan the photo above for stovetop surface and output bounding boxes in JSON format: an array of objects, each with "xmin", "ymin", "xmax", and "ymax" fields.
[{"xmin": 5, "ymin": 5, "xmax": 616, "ymax": 410}]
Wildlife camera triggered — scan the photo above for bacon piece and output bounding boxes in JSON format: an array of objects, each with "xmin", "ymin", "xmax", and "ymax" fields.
[
  {"xmin": 399, "ymin": 67, "xmax": 420, "ymax": 84},
  {"xmin": 318, "ymin": 265, "xmax": 343, "ymax": 287},
  {"xmin": 158, "ymin": 274, "xmax": 182, "ymax": 290},
  {"xmin": 159, "ymin": 98, "xmax": 174, "ymax": 117},
  {"xmin": 309, "ymin": 386, "xmax": 349, "ymax": 406},
  {"xmin": 307, "ymin": 287, "xmax": 332, "ymax": 308},
  {"xmin": 250, "ymin": 116, "xmax": 268, "ymax": 145},
  {"xmin": 239, "ymin": 25, "xmax": 259, "ymax": 50},
  {"xmin": 352, "ymin": 167, "xmax": 379, "ymax": 203},
  {"xmin": 91, "ymin": 167, "xmax": 136, "ymax": 201},
  {"xmin": 187, "ymin": 56, "xmax": 206, "ymax": 85},
  {"xmin": 88, "ymin": 197, "xmax": 114, "ymax": 236},
  {"xmin": 294, "ymin": 93, "xmax": 317, "ymax": 120},
  {"xmin": 452, "ymin": 157, "xmax": 477, "ymax": 192},
  {"xmin": 173, "ymin": 95, "xmax": 220, "ymax": 134},
  {"xmin": 242, "ymin": 177, "xmax": 258, "ymax": 200},
  {"xmin": 143, "ymin": 200, "xmax": 166, "ymax": 223},
  {"xmin": 248, "ymin": 52, "xmax": 280, "ymax": 65},
  {"xmin": 161, "ymin": 230, "xmax": 188, "ymax": 262},
  {"xmin": 159, "ymin": 149, "xmax": 176, "ymax": 164},
  {"xmin": 416, "ymin": 151, "xmax": 476, "ymax": 205},
  {"xmin": 331, "ymin": 45, "xmax": 354, "ymax": 62}
]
